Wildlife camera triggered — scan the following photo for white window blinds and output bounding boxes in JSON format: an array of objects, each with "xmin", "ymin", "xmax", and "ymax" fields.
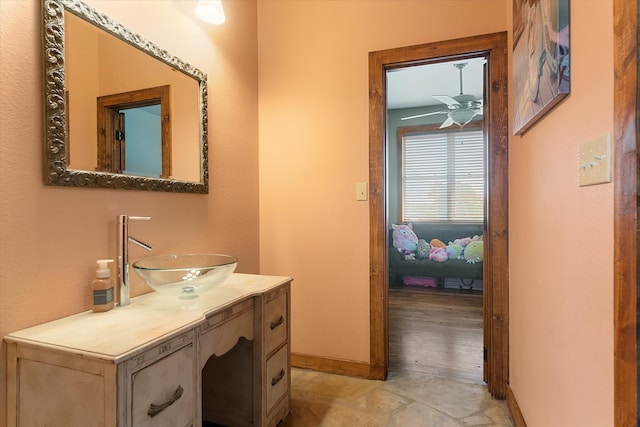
[{"xmin": 401, "ymin": 130, "xmax": 485, "ymax": 222}]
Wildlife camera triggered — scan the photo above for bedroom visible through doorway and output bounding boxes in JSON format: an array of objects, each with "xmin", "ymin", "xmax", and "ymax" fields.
[{"xmin": 386, "ymin": 57, "xmax": 486, "ymax": 382}]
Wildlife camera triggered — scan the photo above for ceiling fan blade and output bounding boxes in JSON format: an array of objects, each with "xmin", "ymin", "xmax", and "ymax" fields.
[
  {"xmin": 433, "ymin": 95, "xmax": 460, "ymax": 107},
  {"xmin": 400, "ymin": 111, "xmax": 447, "ymax": 121},
  {"xmin": 439, "ymin": 116, "xmax": 455, "ymax": 129}
]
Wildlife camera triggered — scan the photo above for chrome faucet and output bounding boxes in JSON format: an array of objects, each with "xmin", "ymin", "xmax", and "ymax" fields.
[{"xmin": 117, "ymin": 215, "xmax": 152, "ymax": 306}]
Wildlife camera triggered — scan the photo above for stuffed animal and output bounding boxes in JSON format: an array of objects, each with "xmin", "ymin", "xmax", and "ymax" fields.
[
  {"xmin": 430, "ymin": 238, "xmax": 446, "ymax": 248},
  {"xmin": 464, "ymin": 240, "xmax": 484, "ymax": 264},
  {"xmin": 453, "ymin": 237, "xmax": 473, "ymax": 247},
  {"xmin": 429, "ymin": 246, "xmax": 449, "ymax": 262},
  {"xmin": 416, "ymin": 239, "xmax": 430, "ymax": 259},
  {"xmin": 446, "ymin": 242, "xmax": 464, "ymax": 259},
  {"xmin": 392, "ymin": 223, "xmax": 418, "ymax": 254}
]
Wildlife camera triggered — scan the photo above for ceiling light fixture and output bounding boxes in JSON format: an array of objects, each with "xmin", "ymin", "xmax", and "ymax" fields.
[
  {"xmin": 195, "ymin": 0, "xmax": 226, "ymax": 25},
  {"xmin": 448, "ymin": 109, "xmax": 478, "ymax": 128}
]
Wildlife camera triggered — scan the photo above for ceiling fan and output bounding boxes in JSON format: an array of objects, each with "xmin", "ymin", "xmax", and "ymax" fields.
[{"xmin": 400, "ymin": 62, "xmax": 483, "ymax": 129}]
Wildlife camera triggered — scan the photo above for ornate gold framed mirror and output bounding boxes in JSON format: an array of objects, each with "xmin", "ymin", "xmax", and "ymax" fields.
[{"xmin": 42, "ymin": 0, "xmax": 209, "ymax": 193}]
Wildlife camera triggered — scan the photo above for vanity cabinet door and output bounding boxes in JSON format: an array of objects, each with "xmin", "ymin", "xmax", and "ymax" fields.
[
  {"xmin": 8, "ymin": 345, "xmax": 117, "ymax": 427},
  {"xmin": 131, "ymin": 344, "xmax": 194, "ymax": 427}
]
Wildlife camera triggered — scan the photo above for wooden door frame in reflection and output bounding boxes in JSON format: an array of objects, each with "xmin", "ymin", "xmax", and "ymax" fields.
[{"xmin": 96, "ymin": 85, "xmax": 171, "ymax": 178}]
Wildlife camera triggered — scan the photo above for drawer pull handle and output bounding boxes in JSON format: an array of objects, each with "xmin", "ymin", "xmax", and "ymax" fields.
[
  {"xmin": 270, "ymin": 315, "xmax": 284, "ymax": 330},
  {"xmin": 271, "ymin": 369, "xmax": 285, "ymax": 386},
  {"xmin": 148, "ymin": 385, "xmax": 184, "ymax": 417}
]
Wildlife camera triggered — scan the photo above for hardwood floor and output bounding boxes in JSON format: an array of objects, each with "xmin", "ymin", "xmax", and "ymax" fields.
[{"xmin": 389, "ymin": 286, "xmax": 484, "ymax": 383}]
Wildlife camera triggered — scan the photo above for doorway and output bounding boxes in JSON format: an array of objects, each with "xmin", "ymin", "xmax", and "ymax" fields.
[
  {"xmin": 386, "ymin": 57, "xmax": 487, "ymax": 382},
  {"xmin": 368, "ymin": 32, "xmax": 509, "ymax": 399}
]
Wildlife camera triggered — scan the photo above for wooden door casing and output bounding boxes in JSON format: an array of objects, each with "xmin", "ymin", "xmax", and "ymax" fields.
[{"xmin": 368, "ymin": 32, "xmax": 509, "ymax": 398}]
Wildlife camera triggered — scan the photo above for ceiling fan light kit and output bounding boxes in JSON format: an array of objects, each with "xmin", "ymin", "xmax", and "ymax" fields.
[
  {"xmin": 448, "ymin": 108, "xmax": 478, "ymax": 127},
  {"xmin": 400, "ymin": 62, "xmax": 483, "ymax": 129}
]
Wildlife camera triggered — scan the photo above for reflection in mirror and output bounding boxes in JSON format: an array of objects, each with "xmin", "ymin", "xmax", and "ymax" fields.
[
  {"xmin": 43, "ymin": 0, "xmax": 209, "ymax": 193},
  {"xmin": 95, "ymin": 85, "xmax": 171, "ymax": 178}
]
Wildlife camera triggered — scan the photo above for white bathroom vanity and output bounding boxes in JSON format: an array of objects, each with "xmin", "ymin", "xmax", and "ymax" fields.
[{"xmin": 4, "ymin": 273, "xmax": 291, "ymax": 427}]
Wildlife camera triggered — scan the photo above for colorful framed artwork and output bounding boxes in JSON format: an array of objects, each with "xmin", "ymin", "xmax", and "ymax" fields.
[{"xmin": 512, "ymin": 0, "xmax": 570, "ymax": 135}]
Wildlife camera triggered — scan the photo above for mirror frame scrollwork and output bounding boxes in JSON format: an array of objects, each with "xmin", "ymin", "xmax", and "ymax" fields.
[{"xmin": 42, "ymin": 0, "xmax": 209, "ymax": 193}]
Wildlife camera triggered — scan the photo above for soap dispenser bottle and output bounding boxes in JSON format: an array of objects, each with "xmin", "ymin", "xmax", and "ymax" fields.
[{"xmin": 92, "ymin": 259, "xmax": 115, "ymax": 312}]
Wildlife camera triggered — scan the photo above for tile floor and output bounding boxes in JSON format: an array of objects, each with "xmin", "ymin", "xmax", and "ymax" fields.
[{"xmin": 281, "ymin": 368, "xmax": 514, "ymax": 426}]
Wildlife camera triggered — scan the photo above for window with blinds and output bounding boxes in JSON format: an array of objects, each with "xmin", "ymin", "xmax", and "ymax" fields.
[{"xmin": 401, "ymin": 129, "xmax": 485, "ymax": 222}]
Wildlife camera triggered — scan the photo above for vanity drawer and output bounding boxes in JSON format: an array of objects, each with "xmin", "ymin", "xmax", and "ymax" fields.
[
  {"xmin": 131, "ymin": 344, "xmax": 194, "ymax": 427},
  {"xmin": 265, "ymin": 344, "xmax": 289, "ymax": 413},
  {"xmin": 264, "ymin": 292, "xmax": 287, "ymax": 355}
]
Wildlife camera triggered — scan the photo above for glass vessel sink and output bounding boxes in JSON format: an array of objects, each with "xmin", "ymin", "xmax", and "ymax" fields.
[{"xmin": 132, "ymin": 254, "xmax": 237, "ymax": 299}]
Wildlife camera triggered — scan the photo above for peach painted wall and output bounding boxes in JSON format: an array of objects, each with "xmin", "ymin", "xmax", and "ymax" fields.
[
  {"xmin": 0, "ymin": 0, "xmax": 259, "ymax": 423},
  {"xmin": 258, "ymin": 1, "xmax": 616, "ymax": 424},
  {"xmin": 508, "ymin": 0, "xmax": 614, "ymax": 425},
  {"xmin": 257, "ymin": 1, "xmax": 507, "ymax": 363}
]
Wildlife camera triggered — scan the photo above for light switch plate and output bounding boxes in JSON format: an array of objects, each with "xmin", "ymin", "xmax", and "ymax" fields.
[
  {"xmin": 356, "ymin": 182, "xmax": 368, "ymax": 201},
  {"xmin": 578, "ymin": 133, "xmax": 611, "ymax": 187}
]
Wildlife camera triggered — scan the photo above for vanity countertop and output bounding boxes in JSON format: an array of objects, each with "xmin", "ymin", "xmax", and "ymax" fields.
[{"xmin": 4, "ymin": 273, "xmax": 291, "ymax": 361}]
